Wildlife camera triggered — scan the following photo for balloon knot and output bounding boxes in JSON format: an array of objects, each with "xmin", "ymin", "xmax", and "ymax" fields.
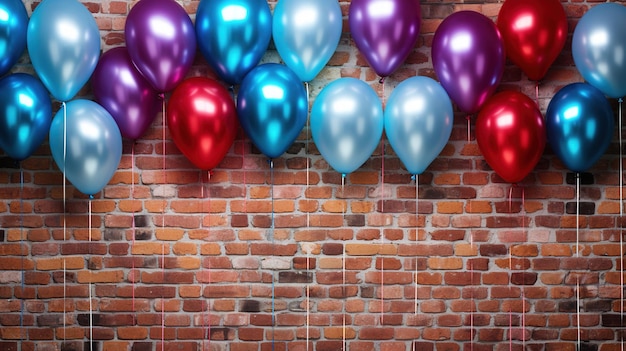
[
  {"xmin": 619, "ymin": 98, "xmax": 624, "ymax": 103},
  {"xmin": 379, "ymin": 77, "xmax": 385, "ymax": 84},
  {"xmin": 13, "ymin": 160, "xmax": 20, "ymax": 169},
  {"xmin": 89, "ymin": 194, "xmax": 94, "ymax": 200},
  {"xmin": 158, "ymin": 93, "xmax": 166, "ymax": 100},
  {"xmin": 410, "ymin": 175, "xmax": 416, "ymax": 181},
  {"xmin": 228, "ymin": 85, "xmax": 235, "ymax": 93},
  {"xmin": 465, "ymin": 115, "xmax": 472, "ymax": 121}
]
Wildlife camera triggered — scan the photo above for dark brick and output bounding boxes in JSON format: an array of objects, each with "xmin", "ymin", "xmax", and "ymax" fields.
[
  {"xmin": 240, "ymin": 300, "xmax": 261, "ymax": 313},
  {"xmin": 278, "ymin": 271, "xmax": 312, "ymax": 284},
  {"xmin": 511, "ymin": 272, "xmax": 537, "ymax": 285},
  {"xmin": 133, "ymin": 215, "xmax": 149, "ymax": 227},
  {"xmin": 584, "ymin": 300, "xmax": 612, "ymax": 312},
  {"xmin": 602, "ymin": 314, "xmax": 623, "ymax": 327},
  {"xmin": 558, "ymin": 300, "xmax": 577, "ymax": 313},
  {"xmin": 565, "ymin": 201, "xmax": 595, "ymax": 215},
  {"xmin": 231, "ymin": 214, "xmax": 248, "ymax": 227},
  {"xmin": 345, "ymin": 214, "xmax": 365, "ymax": 226},
  {"xmin": 566, "ymin": 172, "xmax": 594, "ymax": 185},
  {"xmin": 322, "ymin": 243, "xmax": 343, "ymax": 256},
  {"xmin": 479, "ymin": 244, "xmax": 507, "ymax": 257}
]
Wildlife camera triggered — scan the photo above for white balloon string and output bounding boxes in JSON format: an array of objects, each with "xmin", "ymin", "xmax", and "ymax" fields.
[
  {"xmin": 131, "ymin": 143, "xmax": 136, "ymax": 311},
  {"xmin": 342, "ymin": 193, "xmax": 346, "ymax": 351},
  {"xmin": 535, "ymin": 81, "xmax": 540, "ymax": 108},
  {"xmin": 466, "ymin": 115, "xmax": 471, "ymax": 143},
  {"xmin": 576, "ymin": 173, "xmax": 581, "ymax": 350},
  {"xmin": 305, "ymin": 80, "xmax": 311, "ymax": 351},
  {"xmin": 88, "ymin": 198, "xmax": 93, "ymax": 351},
  {"xmin": 469, "ymin": 193, "xmax": 474, "ymax": 350},
  {"xmin": 270, "ymin": 160, "xmax": 276, "ymax": 351},
  {"xmin": 414, "ymin": 174, "xmax": 419, "ymax": 315},
  {"xmin": 521, "ymin": 186, "xmax": 526, "ymax": 351},
  {"xmin": 380, "ymin": 78, "xmax": 386, "ymax": 324},
  {"xmin": 19, "ymin": 165, "xmax": 24, "ymax": 341},
  {"xmin": 161, "ymin": 95, "xmax": 166, "ymax": 351},
  {"xmin": 508, "ymin": 186, "xmax": 513, "ymax": 351},
  {"xmin": 62, "ymin": 101, "xmax": 67, "ymax": 342},
  {"xmin": 619, "ymin": 98, "xmax": 624, "ymax": 351}
]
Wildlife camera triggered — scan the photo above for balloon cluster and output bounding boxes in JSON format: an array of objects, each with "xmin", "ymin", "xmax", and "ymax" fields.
[{"xmin": 1, "ymin": 0, "xmax": 624, "ymax": 197}]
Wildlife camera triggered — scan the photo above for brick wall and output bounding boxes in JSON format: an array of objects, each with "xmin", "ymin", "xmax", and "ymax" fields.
[{"xmin": 1, "ymin": 0, "xmax": 625, "ymax": 350}]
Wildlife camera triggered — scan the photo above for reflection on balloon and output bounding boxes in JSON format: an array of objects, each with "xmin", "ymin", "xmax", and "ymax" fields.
[
  {"xmin": 572, "ymin": 3, "xmax": 626, "ymax": 98},
  {"xmin": 476, "ymin": 91, "xmax": 546, "ymax": 183},
  {"xmin": 168, "ymin": 77, "xmax": 238, "ymax": 170},
  {"xmin": 125, "ymin": 0, "xmax": 196, "ymax": 92},
  {"xmin": 92, "ymin": 47, "xmax": 160, "ymax": 140},
  {"xmin": 384, "ymin": 76, "xmax": 453, "ymax": 175},
  {"xmin": 237, "ymin": 63, "xmax": 307, "ymax": 159},
  {"xmin": 311, "ymin": 78, "xmax": 383, "ymax": 175},
  {"xmin": 497, "ymin": 0, "xmax": 567, "ymax": 81},
  {"xmin": 272, "ymin": 0, "xmax": 342, "ymax": 82},
  {"xmin": 27, "ymin": 0, "xmax": 101, "ymax": 101},
  {"xmin": 49, "ymin": 100, "xmax": 123, "ymax": 196},
  {"xmin": 0, "ymin": 0, "xmax": 28, "ymax": 77},
  {"xmin": 0, "ymin": 74, "xmax": 52, "ymax": 161},
  {"xmin": 546, "ymin": 83, "xmax": 614, "ymax": 173},
  {"xmin": 196, "ymin": 0, "xmax": 271, "ymax": 85},
  {"xmin": 432, "ymin": 11, "xmax": 505, "ymax": 114},
  {"xmin": 349, "ymin": 0, "xmax": 421, "ymax": 77}
]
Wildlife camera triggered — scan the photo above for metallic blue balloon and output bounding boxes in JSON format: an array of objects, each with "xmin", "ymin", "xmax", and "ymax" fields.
[
  {"xmin": 49, "ymin": 100, "xmax": 123, "ymax": 196},
  {"xmin": 0, "ymin": 73, "xmax": 52, "ymax": 161},
  {"xmin": 237, "ymin": 63, "xmax": 307, "ymax": 159},
  {"xmin": 573, "ymin": 3, "xmax": 626, "ymax": 98},
  {"xmin": 385, "ymin": 76, "xmax": 453, "ymax": 175},
  {"xmin": 272, "ymin": 0, "xmax": 342, "ymax": 82},
  {"xmin": 546, "ymin": 83, "xmax": 614, "ymax": 173},
  {"xmin": 27, "ymin": 0, "xmax": 100, "ymax": 102},
  {"xmin": 311, "ymin": 78, "xmax": 384, "ymax": 175},
  {"xmin": 0, "ymin": 0, "xmax": 28, "ymax": 77},
  {"xmin": 196, "ymin": 0, "xmax": 271, "ymax": 85}
]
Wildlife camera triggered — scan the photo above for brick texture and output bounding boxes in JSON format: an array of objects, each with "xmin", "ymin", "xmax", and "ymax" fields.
[{"xmin": 1, "ymin": 0, "xmax": 625, "ymax": 350}]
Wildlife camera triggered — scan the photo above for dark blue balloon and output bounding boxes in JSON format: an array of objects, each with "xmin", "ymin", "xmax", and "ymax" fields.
[
  {"xmin": 546, "ymin": 83, "xmax": 614, "ymax": 173},
  {"xmin": 0, "ymin": 73, "xmax": 52, "ymax": 161},
  {"xmin": 237, "ymin": 63, "xmax": 307, "ymax": 159},
  {"xmin": 195, "ymin": 0, "xmax": 271, "ymax": 85},
  {"xmin": 0, "ymin": 0, "xmax": 28, "ymax": 77}
]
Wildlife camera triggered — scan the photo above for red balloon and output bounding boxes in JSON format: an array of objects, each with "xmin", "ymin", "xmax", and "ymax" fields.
[
  {"xmin": 167, "ymin": 77, "xmax": 238, "ymax": 171},
  {"xmin": 476, "ymin": 91, "xmax": 546, "ymax": 183},
  {"xmin": 497, "ymin": 0, "xmax": 567, "ymax": 81}
]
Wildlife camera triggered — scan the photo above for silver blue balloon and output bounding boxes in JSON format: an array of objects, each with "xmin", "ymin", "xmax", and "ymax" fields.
[
  {"xmin": 272, "ymin": 0, "xmax": 342, "ymax": 82},
  {"xmin": 196, "ymin": 0, "xmax": 271, "ymax": 85},
  {"xmin": 311, "ymin": 78, "xmax": 384, "ymax": 176},
  {"xmin": 236, "ymin": 63, "xmax": 307, "ymax": 159},
  {"xmin": 385, "ymin": 76, "xmax": 453, "ymax": 175},
  {"xmin": 546, "ymin": 83, "xmax": 614, "ymax": 173},
  {"xmin": 49, "ymin": 100, "xmax": 123, "ymax": 196},
  {"xmin": 0, "ymin": 0, "xmax": 28, "ymax": 77},
  {"xmin": 27, "ymin": 0, "xmax": 100, "ymax": 101},
  {"xmin": 0, "ymin": 73, "xmax": 52, "ymax": 161},
  {"xmin": 572, "ymin": 3, "xmax": 626, "ymax": 98}
]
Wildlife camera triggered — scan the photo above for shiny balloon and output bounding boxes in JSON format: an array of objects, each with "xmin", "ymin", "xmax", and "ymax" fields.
[
  {"xmin": 0, "ymin": 0, "xmax": 28, "ymax": 77},
  {"xmin": 273, "ymin": 0, "xmax": 342, "ymax": 82},
  {"xmin": 168, "ymin": 77, "xmax": 238, "ymax": 170},
  {"xmin": 311, "ymin": 78, "xmax": 383, "ymax": 175},
  {"xmin": 384, "ymin": 76, "xmax": 453, "ymax": 176},
  {"xmin": 196, "ymin": 0, "xmax": 271, "ymax": 85},
  {"xmin": 0, "ymin": 74, "xmax": 52, "ymax": 161},
  {"xmin": 476, "ymin": 91, "xmax": 546, "ymax": 183},
  {"xmin": 497, "ymin": 0, "xmax": 567, "ymax": 81},
  {"xmin": 92, "ymin": 47, "xmax": 160, "ymax": 140},
  {"xmin": 49, "ymin": 100, "xmax": 123, "ymax": 196},
  {"xmin": 125, "ymin": 0, "xmax": 196, "ymax": 92},
  {"xmin": 572, "ymin": 3, "xmax": 626, "ymax": 98},
  {"xmin": 432, "ymin": 11, "xmax": 505, "ymax": 114},
  {"xmin": 349, "ymin": 0, "xmax": 421, "ymax": 78},
  {"xmin": 546, "ymin": 83, "xmax": 614, "ymax": 173},
  {"xmin": 27, "ymin": 0, "xmax": 100, "ymax": 101},
  {"xmin": 237, "ymin": 63, "xmax": 307, "ymax": 159}
]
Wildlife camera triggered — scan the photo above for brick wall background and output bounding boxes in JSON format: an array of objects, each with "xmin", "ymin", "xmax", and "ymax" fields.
[{"xmin": 1, "ymin": 0, "xmax": 625, "ymax": 350}]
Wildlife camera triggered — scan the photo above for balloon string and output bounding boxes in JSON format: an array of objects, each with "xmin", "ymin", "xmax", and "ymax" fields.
[
  {"xmin": 160, "ymin": 94, "xmax": 166, "ymax": 351},
  {"xmin": 19, "ymin": 165, "xmax": 24, "ymax": 341},
  {"xmin": 469, "ymin": 194, "xmax": 474, "ymax": 350},
  {"xmin": 304, "ymin": 81, "xmax": 311, "ymax": 351},
  {"xmin": 535, "ymin": 81, "xmax": 540, "ymax": 108},
  {"xmin": 379, "ymin": 77, "xmax": 386, "ymax": 325},
  {"xmin": 62, "ymin": 101, "xmax": 67, "ymax": 342},
  {"xmin": 88, "ymin": 198, "xmax": 93, "ymax": 351},
  {"xmin": 521, "ymin": 186, "xmax": 526, "ymax": 351},
  {"xmin": 203, "ymin": 171, "xmax": 212, "ymax": 349},
  {"xmin": 342, "ymin": 190, "xmax": 346, "ymax": 351},
  {"xmin": 617, "ymin": 98, "xmax": 624, "ymax": 351},
  {"xmin": 270, "ymin": 160, "xmax": 276, "ymax": 351},
  {"xmin": 466, "ymin": 115, "xmax": 471, "ymax": 143},
  {"xmin": 576, "ymin": 173, "xmax": 581, "ymax": 349},
  {"xmin": 413, "ymin": 174, "xmax": 419, "ymax": 314},
  {"xmin": 508, "ymin": 185, "xmax": 513, "ymax": 351},
  {"xmin": 131, "ymin": 143, "xmax": 136, "ymax": 311}
]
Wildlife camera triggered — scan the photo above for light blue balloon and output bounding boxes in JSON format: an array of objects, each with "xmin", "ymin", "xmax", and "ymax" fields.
[
  {"xmin": 0, "ymin": 73, "xmax": 52, "ymax": 161},
  {"xmin": 385, "ymin": 76, "xmax": 453, "ymax": 175},
  {"xmin": 546, "ymin": 83, "xmax": 614, "ymax": 173},
  {"xmin": 0, "ymin": 0, "xmax": 28, "ymax": 77},
  {"xmin": 27, "ymin": 0, "xmax": 100, "ymax": 101},
  {"xmin": 196, "ymin": 0, "xmax": 271, "ymax": 85},
  {"xmin": 311, "ymin": 78, "xmax": 384, "ymax": 176},
  {"xmin": 272, "ymin": 0, "xmax": 342, "ymax": 82},
  {"xmin": 49, "ymin": 100, "xmax": 122, "ymax": 196},
  {"xmin": 237, "ymin": 63, "xmax": 308, "ymax": 159},
  {"xmin": 572, "ymin": 3, "xmax": 626, "ymax": 98}
]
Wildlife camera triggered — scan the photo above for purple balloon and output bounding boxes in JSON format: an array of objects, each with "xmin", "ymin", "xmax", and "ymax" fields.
[
  {"xmin": 125, "ymin": 0, "xmax": 196, "ymax": 92},
  {"xmin": 349, "ymin": 0, "xmax": 421, "ymax": 78},
  {"xmin": 432, "ymin": 11, "xmax": 505, "ymax": 114},
  {"xmin": 92, "ymin": 47, "xmax": 160, "ymax": 140}
]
